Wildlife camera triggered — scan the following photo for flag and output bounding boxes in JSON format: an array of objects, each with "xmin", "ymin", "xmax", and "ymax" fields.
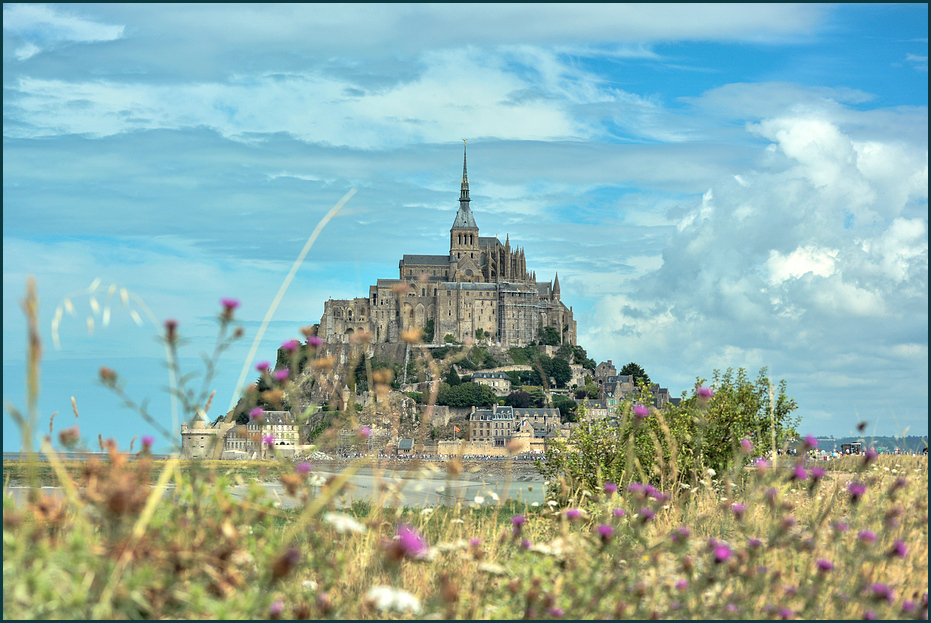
[{"xmin": 454, "ymin": 426, "xmax": 460, "ymax": 433}]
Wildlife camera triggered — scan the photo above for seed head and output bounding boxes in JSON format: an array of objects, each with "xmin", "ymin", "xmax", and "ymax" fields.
[
  {"xmin": 164, "ymin": 319, "xmax": 178, "ymax": 342},
  {"xmin": 99, "ymin": 366, "xmax": 118, "ymax": 386}
]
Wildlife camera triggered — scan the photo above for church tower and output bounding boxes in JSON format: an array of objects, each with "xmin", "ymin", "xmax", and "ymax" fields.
[{"xmin": 450, "ymin": 140, "xmax": 482, "ymax": 282}]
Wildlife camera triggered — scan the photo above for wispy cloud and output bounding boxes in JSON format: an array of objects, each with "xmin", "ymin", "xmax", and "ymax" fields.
[{"xmin": 3, "ymin": 4, "xmax": 124, "ymax": 60}]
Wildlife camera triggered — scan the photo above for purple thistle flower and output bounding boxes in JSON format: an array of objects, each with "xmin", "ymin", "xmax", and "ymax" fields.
[
  {"xmin": 790, "ymin": 464, "xmax": 808, "ymax": 482},
  {"xmin": 633, "ymin": 404, "xmax": 650, "ymax": 420},
  {"xmin": 512, "ymin": 514, "xmax": 526, "ymax": 536},
  {"xmin": 547, "ymin": 607, "xmax": 564, "ymax": 618},
  {"xmin": 777, "ymin": 607, "xmax": 793, "ymax": 620},
  {"xmin": 565, "ymin": 508, "xmax": 581, "ymax": 521},
  {"xmin": 889, "ymin": 539, "xmax": 907, "ymax": 558},
  {"xmin": 810, "ymin": 466, "xmax": 825, "ymax": 482},
  {"xmin": 902, "ymin": 600, "xmax": 915, "ymax": 613},
  {"xmin": 469, "ymin": 537, "xmax": 482, "ymax": 548},
  {"xmin": 308, "ymin": 335, "xmax": 322, "ymax": 348},
  {"xmin": 282, "ymin": 339, "xmax": 301, "ymax": 354},
  {"xmin": 604, "ymin": 482, "xmax": 618, "ymax": 497},
  {"xmin": 697, "ymin": 386, "xmax": 714, "ymax": 399},
  {"xmin": 863, "ymin": 447, "xmax": 878, "ymax": 465},
  {"xmin": 220, "ymin": 298, "xmax": 239, "ymax": 320},
  {"xmin": 832, "ymin": 520, "xmax": 848, "ymax": 533},
  {"xmin": 847, "ymin": 481, "xmax": 867, "ymax": 503},
  {"xmin": 726, "ymin": 604, "xmax": 738, "ymax": 614},
  {"xmin": 731, "ymin": 503, "xmax": 747, "ymax": 520},
  {"xmin": 858, "ymin": 529, "xmax": 877, "ymax": 543},
  {"xmin": 816, "ymin": 559, "xmax": 834, "ymax": 573},
  {"xmin": 274, "ymin": 369, "xmax": 289, "ymax": 382},
  {"xmin": 249, "ymin": 407, "xmax": 264, "ymax": 421},
  {"xmin": 748, "ymin": 537, "xmax": 763, "ymax": 549},
  {"xmin": 802, "ymin": 434, "xmax": 819, "ymax": 450},
  {"xmin": 639, "ymin": 507, "xmax": 655, "ymax": 523},
  {"xmin": 870, "ymin": 583, "xmax": 895, "ymax": 604},
  {"xmin": 141, "ymin": 435, "xmax": 154, "ymax": 449},
  {"xmin": 713, "ymin": 544, "xmax": 732, "ymax": 564},
  {"xmin": 671, "ymin": 526, "xmax": 691, "ymax": 544},
  {"xmin": 740, "ymin": 438, "xmax": 754, "ymax": 453},
  {"xmin": 295, "ymin": 462, "xmax": 312, "ymax": 475},
  {"xmin": 164, "ymin": 319, "xmax": 178, "ymax": 342},
  {"xmin": 613, "ymin": 508, "xmax": 626, "ymax": 518},
  {"xmin": 675, "ymin": 579, "xmax": 688, "ymax": 591},
  {"xmin": 627, "ymin": 482, "xmax": 644, "ymax": 494},
  {"xmin": 358, "ymin": 426, "xmax": 372, "ymax": 439},
  {"xmin": 269, "ymin": 599, "xmax": 284, "ymax": 618},
  {"xmin": 863, "ymin": 610, "xmax": 876, "ymax": 620},
  {"xmin": 520, "ymin": 538, "xmax": 531, "ymax": 550},
  {"xmin": 595, "ymin": 524, "xmax": 614, "ymax": 544},
  {"xmin": 256, "ymin": 361, "xmax": 270, "ymax": 373},
  {"xmin": 754, "ymin": 457, "xmax": 771, "ymax": 470},
  {"xmin": 263, "ymin": 434, "xmax": 275, "ymax": 445},
  {"xmin": 396, "ymin": 524, "xmax": 429, "ymax": 559}
]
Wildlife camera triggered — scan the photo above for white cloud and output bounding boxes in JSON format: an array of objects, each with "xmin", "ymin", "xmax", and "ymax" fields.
[
  {"xmin": 3, "ymin": 4, "xmax": 124, "ymax": 59},
  {"xmin": 766, "ymin": 245, "xmax": 838, "ymax": 284}
]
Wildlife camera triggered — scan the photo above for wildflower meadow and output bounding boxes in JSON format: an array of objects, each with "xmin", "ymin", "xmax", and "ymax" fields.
[{"xmin": 3, "ymin": 277, "xmax": 927, "ymax": 620}]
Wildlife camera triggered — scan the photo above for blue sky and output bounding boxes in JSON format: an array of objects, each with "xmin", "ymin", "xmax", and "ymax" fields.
[{"xmin": 3, "ymin": 4, "xmax": 927, "ymax": 453}]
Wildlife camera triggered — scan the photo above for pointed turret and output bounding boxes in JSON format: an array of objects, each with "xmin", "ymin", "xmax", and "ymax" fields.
[
  {"xmin": 553, "ymin": 272, "xmax": 560, "ymax": 300},
  {"xmin": 451, "ymin": 140, "xmax": 477, "ymax": 230}
]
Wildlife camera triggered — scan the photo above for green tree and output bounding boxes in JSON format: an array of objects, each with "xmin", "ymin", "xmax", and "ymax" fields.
[
  {"xmin": 443, "ymin": 333, "xmax": 457, "ymax": 344},
  {"xmin": 539, "ymin": 326, "xmax": 561, "ymax": 346},
  {"xmin": 528, "ymin": 388, "xmax": 547, "ymax": 408},
  {"xmin": 436, "ymin": 382, "xmax": 497, "ymax": 408},
  {"xmin": 505, "ymin": 390, "xmax": 532, "ymax": 408},
  {"xmin": 475, "ymin": 327, "xmax": 484, "ymax": 341},
  {"xmin": 423, "ymin": 318, "xmax": 435, "ymax": 343},
  {"xmin": 620, "ymin": 362, "xmax": 651, "ymax": 387},
  {"xmin": 552, "ymin": 394, "xmax": 578, "ymax": 423},
  {"xmin": 444, "ymin": 366, "xmax": 462, "ymax": 386}
]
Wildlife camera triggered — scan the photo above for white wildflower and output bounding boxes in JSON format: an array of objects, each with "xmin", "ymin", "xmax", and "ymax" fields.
[
  {"xmin": 474, "ymin": 495, "xmax": 485, "ymax": 505},
  {"xmin": 366, "ymin": 586, "xmax": 423, "ymax": 614},
  {"xmin": 421, "ymin": 507, "xmax": 434, "ymax": 515},
  {"xmin": 531, "ymin": 502, "xmax": 540, "ymax": 507},
  {"xmin": 302, "ymin": 579, "xmax": 318, "ymax": 591},
  {"xmin": 680, "ymin": 483, "xmax": 691, "ymax": 490},
  {"xmin": 478, "ymin": 562, "xmax": 509, "ymax": 576},
  {"xmin": 705, "ymin": 468, "xmax": 716, "ymax": 478},
  {"xmin": 323, "ymin": 512, "xmax": 367, "ymax": 534},
  {"xmin": 487, "ymin": 491, "xmax": 499, "ymax": 502}
]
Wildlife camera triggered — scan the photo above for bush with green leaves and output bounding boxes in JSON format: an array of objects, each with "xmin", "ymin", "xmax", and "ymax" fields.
[{"xmin": 537, "ymin": 368, "xmax": 800, "ymax": 496}]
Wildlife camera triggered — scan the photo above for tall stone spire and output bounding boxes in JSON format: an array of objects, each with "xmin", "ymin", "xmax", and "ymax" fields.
[{"xmin": 451, "ymin": 139, "xmax": 477, "ymax": 230}]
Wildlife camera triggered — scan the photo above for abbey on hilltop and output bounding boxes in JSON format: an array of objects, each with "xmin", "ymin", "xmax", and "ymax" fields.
[{"xmin": 319, "ymin": 141, "xmax": 577, "ymax": 347}]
